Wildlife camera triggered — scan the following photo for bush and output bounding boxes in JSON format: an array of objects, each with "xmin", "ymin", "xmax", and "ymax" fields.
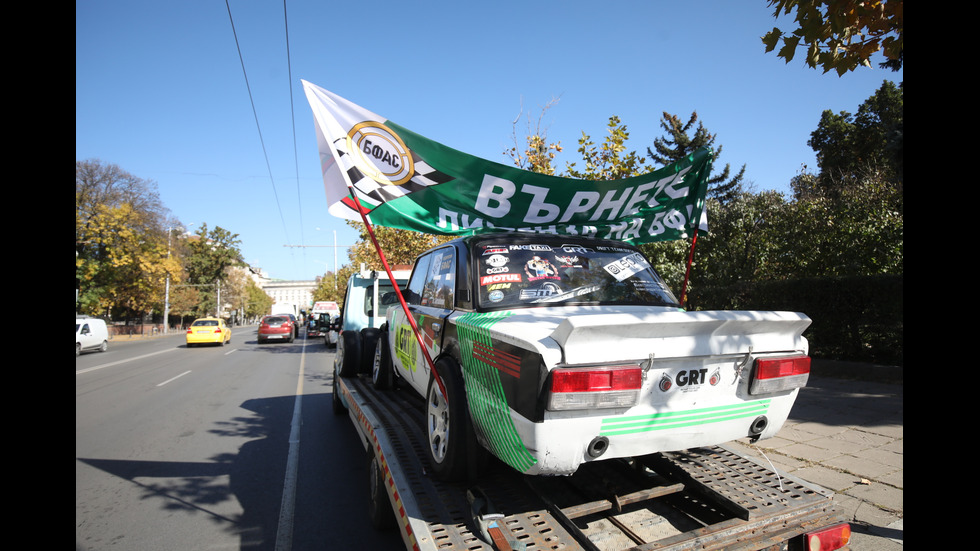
[{"xmin": 690, "ymin": 274, "xmax": 902, "ymax": 366}]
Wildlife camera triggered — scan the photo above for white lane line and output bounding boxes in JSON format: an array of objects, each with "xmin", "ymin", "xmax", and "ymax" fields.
[
  {"xmin": 275, "ymin": 335, "xmax": 307, "ymax": 551},
  {"xmin": 75, "ymin": 348, "xmax": 179, "ymax": 375},
  {"xmin": 157, "ymin": 370, "xmax": 192, "ymax": 387}
]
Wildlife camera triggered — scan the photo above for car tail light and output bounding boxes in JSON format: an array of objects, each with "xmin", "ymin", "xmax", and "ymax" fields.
[
  {"xmin": 548, "ymin": 366, "xmax": 642, "ymax": 410},
  {"xmin": 749, "ymin": 354, "xmax": 810, "ymax": 394},
  {"xmin": 804, "ymin": 523, "xmax": 850, "ymax": 550}
]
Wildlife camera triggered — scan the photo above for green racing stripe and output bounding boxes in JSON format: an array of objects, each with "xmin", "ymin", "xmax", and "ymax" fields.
[
  {"xmin": 455, "ymin": 311, "xmax": 537, "ymax": 473},
  {"xmin": 600, "ymin": 400, "xmax": 771, "ymax": 436}
]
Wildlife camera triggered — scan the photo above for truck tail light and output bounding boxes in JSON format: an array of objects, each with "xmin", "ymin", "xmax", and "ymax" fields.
[
  {"xmin": 804, "ymin": 523, "xmax": 850, "ymax": 550},
  {"xmin": 548, "ymin": 366, "xmax": 642, "ymax": 410},
  {"xmin": 749, "ymin": 354, "xmax": 810, "ymax": 395}
]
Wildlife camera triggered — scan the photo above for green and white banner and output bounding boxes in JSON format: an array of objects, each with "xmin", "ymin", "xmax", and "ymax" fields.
[{"xmin": 303, "ymin": 80, "xmax": 711, "ymax": 244}]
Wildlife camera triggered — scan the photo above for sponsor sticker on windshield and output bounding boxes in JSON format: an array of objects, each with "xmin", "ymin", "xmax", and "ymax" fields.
[{"xmin": 603, "ymin": 253, "xmax": 651, "ymax": 281}]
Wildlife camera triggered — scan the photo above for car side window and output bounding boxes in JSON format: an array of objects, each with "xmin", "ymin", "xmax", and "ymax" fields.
[
  {"xmin": 406, "ymin": 253, "xmax": 432, "ymax": 305},
  {"xmin": 421, "ymin": 248, "xmax": 456, "ymax": 309}
]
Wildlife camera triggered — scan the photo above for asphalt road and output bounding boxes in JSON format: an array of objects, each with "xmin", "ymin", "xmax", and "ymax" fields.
[{"xmin": 75, "ymin": 327, "xmax": 402, "ymax": 551}]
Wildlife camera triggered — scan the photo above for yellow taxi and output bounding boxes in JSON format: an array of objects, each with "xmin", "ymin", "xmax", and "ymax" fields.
[{"xmin": 185, "ymin": 317, "xmax": 232, "ymax": 347}]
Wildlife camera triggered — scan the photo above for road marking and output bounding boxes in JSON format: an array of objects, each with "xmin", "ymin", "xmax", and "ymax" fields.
[
  {"xmin": 75, "ymin": 348, "xmax": 178, "ymax": 375},
  {"xmin": 275, "ymin": 335, "xmax": 307, "ymax": 551},
  {"xmin": 157, "ymin": 370, "xmax": 192, "ymax": 387}
]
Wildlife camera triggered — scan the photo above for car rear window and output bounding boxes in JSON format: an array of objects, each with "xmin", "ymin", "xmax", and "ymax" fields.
[
  {"xmin": 264, "ymin": 316, "xmax": 287, "ymax": 324},
  {"xmin": 475, "ymin": 241, "xmax": 679, "ymax": 310},
  {"xmin": 192, "ymin": 320, "xmax": 219, "ymax": 326}
]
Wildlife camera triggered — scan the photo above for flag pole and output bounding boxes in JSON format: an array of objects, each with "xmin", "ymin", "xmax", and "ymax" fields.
[
  {"xmin": 679, "ymin": 172, "xmax": 708, "ymax": 309},
  {"xmin": 679, "ymin": 232, "xmax": 698, "ymax": 308},
  {"xmin": 347, "ymin": 192, "xmax": 446, "ymax": 399}
]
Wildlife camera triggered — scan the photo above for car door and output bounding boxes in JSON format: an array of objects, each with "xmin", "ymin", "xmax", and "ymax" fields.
[
  {"xmin": 390, "ymin": 247, "xmax": 457, "ymax": 394},
  {"xmin": 78, "ymin": 323, "xmax": 94, "ymax": 350}
]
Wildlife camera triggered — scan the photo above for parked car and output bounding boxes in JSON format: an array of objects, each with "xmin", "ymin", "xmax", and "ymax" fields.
[
  {"xmin": 76, "ymin": 316, "xmax": 109, "ymax": 356},
  {"xmin": 258, "ymin": 315, "xmax": 294, "ymax": 344},
  {"xmin": 371, "ymin": 234, "xmax": 813, "ymax": 480},
  {"xmin": 185, "ymin": 317, "xmax": 232, "ymax": 347}
]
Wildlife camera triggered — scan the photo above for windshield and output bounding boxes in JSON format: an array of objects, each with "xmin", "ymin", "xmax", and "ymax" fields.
[{"xmin": 475, "ymin": 241, "xmax": 679, "ymax": 310}]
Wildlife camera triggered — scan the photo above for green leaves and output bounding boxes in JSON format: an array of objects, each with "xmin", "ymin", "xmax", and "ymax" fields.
[{"xmin": 761, "ymin": 0, "xmax": 903, "ymax": 75}]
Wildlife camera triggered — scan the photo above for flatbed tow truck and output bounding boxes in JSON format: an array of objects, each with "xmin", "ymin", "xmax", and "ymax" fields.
[{"xmin": 334, "ymin": 372, "xmax": 851, "ymax": 551}]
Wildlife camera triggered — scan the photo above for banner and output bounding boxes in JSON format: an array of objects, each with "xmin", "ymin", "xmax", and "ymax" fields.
[{"xmin": 303, "ymin": 80, "xmax": 711, "ymax": 244}]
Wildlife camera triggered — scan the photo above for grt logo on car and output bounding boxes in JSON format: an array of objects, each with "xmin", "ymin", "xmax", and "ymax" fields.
[
  {"xmin": 347, "ymin": 121, "xmax": 414, "ymax": 186},
  {"xmin": 659, "ymin": 368, "xmax": 721, "ymax": 392}
]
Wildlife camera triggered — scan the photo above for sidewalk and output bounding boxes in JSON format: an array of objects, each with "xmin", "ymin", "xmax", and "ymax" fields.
[{"xmin": 727, "ymin": 359, "xmax": 903, "ymax": 549}]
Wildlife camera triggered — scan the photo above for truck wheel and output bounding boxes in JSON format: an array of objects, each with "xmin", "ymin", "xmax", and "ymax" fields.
[
  {"xmin": 425, "ymin": 358, "xmax": 474, "ymax": 482},
  {"xmin": 359, "ymin": 328, "xmax": 380, "ymax": 374},
  {"xmin": 332, "ymin": 366, "xmax": 347, "ymax": 415},
  {"xmin": 372, "ymin": 331, "xmax": 394, "ymax": 389},
  {"xmin": 368, "ymin": 451, "xmax": 396, "ymax": 530},
  {"xmin": 338, "ymin": 331, "xmax": 361, "ymax": 378}
]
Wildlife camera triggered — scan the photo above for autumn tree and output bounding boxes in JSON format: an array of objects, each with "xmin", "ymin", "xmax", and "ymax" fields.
[
  {"xmin": 76, "ymin": 159, "xmax": 180, "ymax": 318},
  {"xmin": 344, "ymin": 221, "xmax": 452, "ymax": 271},
  {"xmin": 761, "ymin": 0, "xmax": 904, "ymax": 75}
]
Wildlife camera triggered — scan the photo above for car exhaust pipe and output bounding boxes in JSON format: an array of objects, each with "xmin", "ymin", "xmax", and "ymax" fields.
[
  {"xmin": 587, "ymin": 436, "xmax": 609, "ymax": 458},
  {"xmin": 748, "ymin": 416, "xmax": 769, "ymax": 437}
]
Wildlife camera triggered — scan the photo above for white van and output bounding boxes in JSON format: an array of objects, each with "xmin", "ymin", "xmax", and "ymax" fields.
[{"xmin": 76, "ymin": 316, "xmax": 109, "ymax": 356}]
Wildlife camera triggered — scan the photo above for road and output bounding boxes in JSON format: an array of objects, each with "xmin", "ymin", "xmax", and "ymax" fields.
[{"xmin": 75, "ymin": 327, "xmax": 403, "ymax": 551}]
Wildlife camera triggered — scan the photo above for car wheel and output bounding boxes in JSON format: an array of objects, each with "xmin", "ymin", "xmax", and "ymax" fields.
[
  {"xmin": 425, "ymin": 358, "xmax": 474, "ymax": 481},
  {"xmin": 338, "ymin": 331, "xmax": 361, "ymax": 378},
  {"xmin": 99, "ymin": 340, "xmax": 108, "ymax": 353},
  {"xmin": 76, "ymin": 343, "xmax": 81, "ymax": 357},
  {"xmin": 360, "ymin": 328, "xmax": 380, "ymax": 374},
  {"xmin": 367, "ymin": 451, "xmax": 396, "ymax": 530},
  {"xmin": 372, "ymin": 331, "xmax": 394, "ymax": 389}
]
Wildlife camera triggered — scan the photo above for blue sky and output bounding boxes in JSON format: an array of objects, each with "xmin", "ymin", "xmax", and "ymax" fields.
[{"xmin": 76, "ymin": 0, "xmax": 902, "ymax": 282}]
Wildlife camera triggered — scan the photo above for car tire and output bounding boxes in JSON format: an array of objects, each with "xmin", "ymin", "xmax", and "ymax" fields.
[
  {"xmin": 76, "ymin": 343, "xmax": 81, "ymax": 357},
  {"xmin": 99, "ymin": 340, "xmax": 108, "ymax": 353},
  {"xmin": 372, "ymin": 331, "xmax": 394, "ymax": 389},
  {"xmin": 338, "ymin": 331, "xmax": 361, "ymax": 378},
  {"xmin": 367, "ymin": 450, "xmax": 396, "ymax": 531},
  {"xmin": 425, "ymin": 358, "xmax": 476, "ymax": 482},
  {"xmin": 360, "ymin": 328, "xmax": 380, "ymax": 375}
]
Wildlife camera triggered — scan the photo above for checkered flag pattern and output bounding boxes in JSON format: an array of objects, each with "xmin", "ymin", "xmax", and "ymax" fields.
[{"xmin": 333, "ymin": 138, "xmax": 455, "ymax": 208}]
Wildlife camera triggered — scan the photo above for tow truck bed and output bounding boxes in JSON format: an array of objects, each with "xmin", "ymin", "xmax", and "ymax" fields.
[{"xmin": 337, "ymin": 373, "xmax": 848, "ymax": 551}]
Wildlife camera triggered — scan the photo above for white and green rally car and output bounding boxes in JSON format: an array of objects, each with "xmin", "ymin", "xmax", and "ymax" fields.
[{"xmin": 370, "ymin": 234, "xmax": 811, "ymax": 480}]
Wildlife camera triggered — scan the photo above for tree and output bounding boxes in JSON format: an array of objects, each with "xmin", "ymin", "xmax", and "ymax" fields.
[
  {"xmin": 184, "ymin": 224, "xmax": 244, "ymax": 316},
  {"xmin": 311, "ymin": 265, "xmax": 358, "ymax": 307},
  {"xmin": 505, "ymin": 96, "xmax": 563, "ymax": 176},
  {"xmin": 76, "ymin": 160, "xmax": 179, "ymax": 318},
  {"xmin": 565, "ymin": 116, "xmax": 649, "ymax": 181},
  {"xmin": 806, "ymin": 80, "xmax": 903, "ymax": 196},
  {"xmin": 647, "ymin": 112, "xmax": 746, "ymax": 205},
  {"xmin": 344, "ymin": 221, "xmax": 451, "ymax": 271},
  {"xmin": 761, "ymin": 0, "xmax": 904, "ymax": 75}
]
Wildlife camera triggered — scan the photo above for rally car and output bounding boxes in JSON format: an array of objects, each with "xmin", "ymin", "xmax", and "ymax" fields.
[{"xmin": 369, "ymin": 234, "xmax": 812, "ymax": 480}]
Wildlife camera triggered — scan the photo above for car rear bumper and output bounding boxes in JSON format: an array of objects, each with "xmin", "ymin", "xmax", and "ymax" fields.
[{"xmin": 186, "ymin": 332, "xmax": 225, "ymax": 344}]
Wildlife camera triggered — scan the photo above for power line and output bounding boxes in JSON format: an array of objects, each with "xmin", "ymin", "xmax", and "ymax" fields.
[{"xmin": 224, "ymin": 0, "xmax": 292, "ymax": 249}]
